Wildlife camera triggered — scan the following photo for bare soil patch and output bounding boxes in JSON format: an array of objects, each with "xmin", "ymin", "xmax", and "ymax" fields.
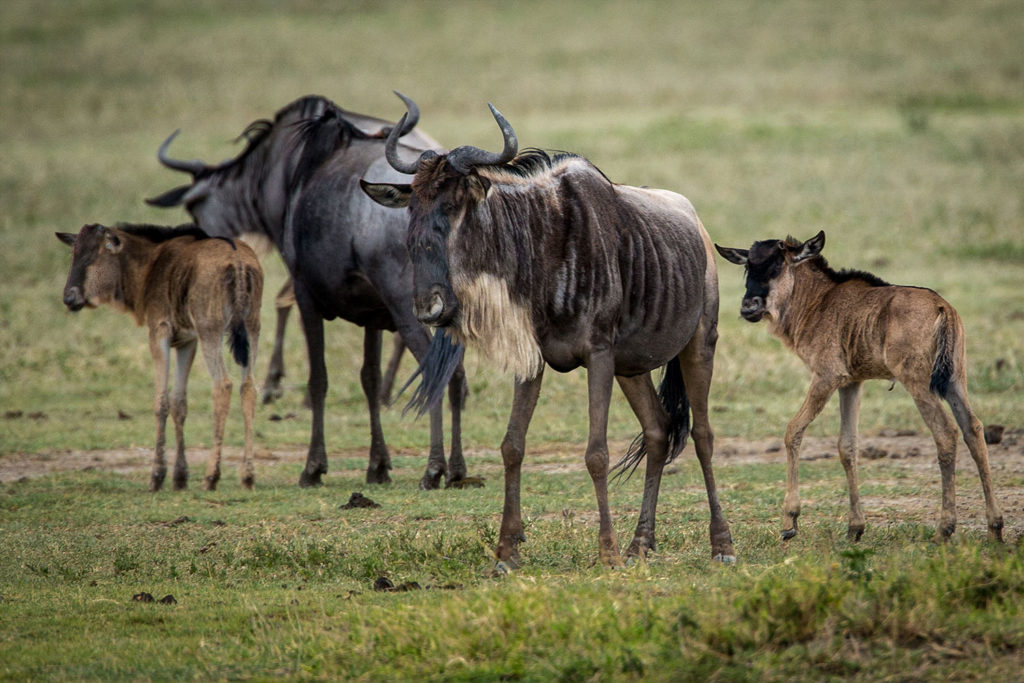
[{"xmin": 4, "ymin": 430, "xmax": 1022, "ymax": 539}]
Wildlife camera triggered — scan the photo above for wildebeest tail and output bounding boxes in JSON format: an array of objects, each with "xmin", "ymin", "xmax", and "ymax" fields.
[
  {"xmin": 929, "ymin": 307, "xmax": 955, "ymax": 398},
  {"xmin": 612, "ymin": 356, "xmax": 690, "ymax": 481}
]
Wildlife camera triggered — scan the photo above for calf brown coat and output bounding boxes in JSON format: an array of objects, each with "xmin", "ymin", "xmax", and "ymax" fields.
[
  {"xmin": 58, "ymin": 223, "xmax": 263, "ymax": 491},
  {"xmin": 716, "ymin": 231, "xmax": 1003, "ymax": 542}
]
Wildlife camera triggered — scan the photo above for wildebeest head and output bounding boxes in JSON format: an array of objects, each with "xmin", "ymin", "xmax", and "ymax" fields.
[
  {"xmin": 56, "ymin": 224, "xmax": 126, "ymax": 312},
  {"xmin": 715, "ymin": 231, "xmax": 826, "ymax": 322},
  {"xmin": 145, "ymin": 94, "xmax": 425, "ymax": 238},
  {"xmin": 360, "ymin": 93, "xmax": 518, "ymax": 327}
]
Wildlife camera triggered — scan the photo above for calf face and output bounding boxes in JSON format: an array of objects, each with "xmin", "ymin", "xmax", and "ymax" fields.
[
  {"xmin": 56, "ymin": 224, "xmax": 125, "ymax": 312},
  {"xmin": 715, "ymin": 230, "xmax": 825, "ymax": 322}
]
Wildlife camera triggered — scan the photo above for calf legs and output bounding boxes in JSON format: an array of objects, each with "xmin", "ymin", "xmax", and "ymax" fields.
[
  {"xmin": 782, "ymin": 374, "xmax": 839, "ymax": 540},
  {"xmin": 838, "ymin": 383, "xmax": 866, "ymax": 541},
  {"xmin": 945, "ymin": 384, "xmax": 1003, "ymax": 541}
]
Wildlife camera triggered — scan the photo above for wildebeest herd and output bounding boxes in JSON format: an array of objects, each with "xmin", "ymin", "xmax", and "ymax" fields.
[{"xmin": 57, "ymin": 92, "xmax": 1004, "ymax": 567}]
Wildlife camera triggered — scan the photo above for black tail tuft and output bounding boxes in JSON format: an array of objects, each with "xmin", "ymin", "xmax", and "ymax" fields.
[
  {"xmin": 612, "ymin": 356, "xmax": 690, "ymax": 482},
  {"xmin": 929, "ymin": 308, "xmax": 954, "ymax": 398},
  {"xmin": 402, "ymin": 328, "xmax": 465, "ymax": 418},
  {"xmin": 228, "ymin": 321, "xmax": 250, "ymax": 367}
]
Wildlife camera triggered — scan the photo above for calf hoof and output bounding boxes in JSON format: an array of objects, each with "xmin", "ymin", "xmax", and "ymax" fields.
[
  {"xmin": 492, "ymin": 560, "xmax": 518, "ymax": 576},
  {"xmin": 241, "ymin": 476, "xmax": 254, "ymax": 490},
  {"xmin": 936, "ymin": 523, "xmax": 956, "ymax": 542},
  {"xmin": 203, "ymin": 475, "xmax": 219, "ymax": 492},
  {"xmin": 847, "ymin": 525, "xmax": 865, "ymax": 542},
  {"xmin": 990, "ymin": 520, "xmax": 1005, "ymax": 543},
  {"xmin": 781, "ymin": 528, "xmax": 798, "ymax": 541},
  {"xmin": 713, "ymin": 553, "xmax": 738, "ymax": 565},
  {"xmin": 260, "ymin": 383, "xmax": 283, "ymax": 405},
  {"xmin": 149, "ymin": 470, "xmax": 166, "ymax": 492},
  {"xmin": 298, "ymin": 469, "xmax": 324, "ymax": 488}
]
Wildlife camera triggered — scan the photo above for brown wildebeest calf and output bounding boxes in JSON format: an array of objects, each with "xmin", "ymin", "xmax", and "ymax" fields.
[
  {"xmin": 716, "ymin": 231, "xmax": 1003, "ymax": 543},
  {"xmin": 57, "ymin": 223, "xmax": 263, "ymax": 492}
]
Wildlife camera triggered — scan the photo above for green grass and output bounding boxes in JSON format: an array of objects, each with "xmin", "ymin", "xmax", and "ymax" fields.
[{"xmin": 2, "ymin": 0, "xmax": 1023, "ymax": 678}]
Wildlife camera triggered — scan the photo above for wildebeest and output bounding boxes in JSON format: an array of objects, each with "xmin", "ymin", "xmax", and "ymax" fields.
[
  {"xmin": 56, "ymin": 223, "xmax": 263, "ymax": 492},
  {"xmin": 715, "ymin": 231, "xmax": 1004, "ymax": 542},
  {"xmin": 146, "ymin": 94, "xmax": 466, "ymax": 489},
  {"xmin": 362, "ymin": 96, "xmax": 735, "ymax": 567}
]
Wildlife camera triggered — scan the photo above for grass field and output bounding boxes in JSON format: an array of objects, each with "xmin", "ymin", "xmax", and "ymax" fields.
[{"xmin": 2, "ymin": 0, "xmax": 1023, "ymax": 679}]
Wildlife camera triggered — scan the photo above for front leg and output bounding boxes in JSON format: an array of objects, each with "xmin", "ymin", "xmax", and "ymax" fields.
[
  {"xmin": 495, "ymin": 370, "xmax": 544, "ymax": 570},
  {"xmin": 782, "ymin": 374, "xmax": 838, "ymax": 540},
  {"xmin": 360, "ymin": 327, "xmax": 393, "ymax": 485},
  {"xmin": 837, "ymin": 383, "xmax": 865, "ymax": 541},
  {"xmin": 294, "ymin": 284, "xmax": 328, "ymax": 487},
  {"xmin": 584, "ymin": 350, "xmax": 622, "ymax": 567}
]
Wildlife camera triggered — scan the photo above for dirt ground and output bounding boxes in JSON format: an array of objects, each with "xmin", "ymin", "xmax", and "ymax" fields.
[{"xmin": 4, "ymin": 429, "xmax": 1022, "ymax": 539}]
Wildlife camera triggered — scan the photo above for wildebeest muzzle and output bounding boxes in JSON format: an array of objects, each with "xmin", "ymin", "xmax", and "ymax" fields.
[
  {"xmin": 740, "ymin": 295, "xmax": 766, "ymax": 322},
  {"xmin": 63, "ymin": 285, "xmax": 86, "ymax": 312}
]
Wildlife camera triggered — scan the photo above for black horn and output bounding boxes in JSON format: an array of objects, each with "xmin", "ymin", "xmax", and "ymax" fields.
[
  {"xmin": 394, "ymin": 91, "xmax": 420, "ymax": 137},
  {"xmin": 157, "ymin": 130, "xmax": 207, "ymax": 175},
  {"xmin": 384, "ymin": 112, "xmax": 422, "ymax": 175},
  {"xmin": 448, "ymin": 103, "xmax": 519, "ymax": 174}
]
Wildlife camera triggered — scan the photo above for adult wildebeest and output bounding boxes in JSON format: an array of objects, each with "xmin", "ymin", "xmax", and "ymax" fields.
[
  {"xmin": 362, "ymin": 96, "xmax": 735, "ymax": 567},
  {"xmin": 715, "ymin": 231, "xmax": 1004, "ymax": 542},
  {"xmin": 146, "ymin": 94, "xmax": 466, "ymax": 489},
  {"xmin": 57, "ymin": 223, "xmax": 263, "ymax": 492}
]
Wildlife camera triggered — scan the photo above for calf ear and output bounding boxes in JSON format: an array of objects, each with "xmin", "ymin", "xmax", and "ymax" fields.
[
  {"xmin": 793, "ymin": 230, "xmax": 825, "ymax": 263},
  {"xmin": 145, "ymin": 185, "xmax": 192, "ymax": 207},
  {"xmin": 360, "ymin": 180, "xmax": 412, "ymax": 208},
  {"xmin": 714, "ymin": 244, "xmax": 749, "ymax": 265},
  {"xmin": 55, "ymin": 232, "xmax": 77, "ymax": 247}
]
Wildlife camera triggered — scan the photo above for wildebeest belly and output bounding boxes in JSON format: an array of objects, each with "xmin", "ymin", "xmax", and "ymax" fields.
[{"xmin": 305, "ymin": 271, "xmax": 396, "ymax": 330}]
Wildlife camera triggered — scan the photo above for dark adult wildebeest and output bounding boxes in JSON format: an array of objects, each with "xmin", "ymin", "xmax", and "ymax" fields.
[
  {"xmin": 363, "ymin": 96, "xmax": 735, "ymax": 567},
  {"xmin": 715, "ymin": 231, "xmax": 1004, "ymax": 542},
  {"xmin": 146, "ymin": 95, "xmax": 466, "ymax": 489},
  {"xmin": 57, "ymin": 223, "xmax": 262, "ymax": 492}
]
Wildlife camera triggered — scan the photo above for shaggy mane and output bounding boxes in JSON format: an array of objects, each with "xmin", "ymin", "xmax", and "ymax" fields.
[
  {"xmin": 783, "ymin": 235, "xmax": 890, "ymax": 287},
  {"xmin": 114, "ymin": 223, "xmax": 211, "ymax": 243}
]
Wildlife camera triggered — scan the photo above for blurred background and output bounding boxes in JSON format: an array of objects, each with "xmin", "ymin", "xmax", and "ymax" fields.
[{"xmin": 2, "ymin": 0, "xmax": 1022, "ymax": 458}]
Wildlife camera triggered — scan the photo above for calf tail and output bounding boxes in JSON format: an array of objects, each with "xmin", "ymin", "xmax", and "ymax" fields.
[
  {"xmin": 612, "ymin": 356, "xmax": 691, "ymax": 481},
  {"xmin": 929, "ymin": 306, "xmax": 955, "ymax": 398},
  {"xmin": 224, "ymin": 260, "xmax": 261, "ymax": 369},
  {"xmin": 229, "ymin": 321, "xmax": 250, "ymax": 368}
]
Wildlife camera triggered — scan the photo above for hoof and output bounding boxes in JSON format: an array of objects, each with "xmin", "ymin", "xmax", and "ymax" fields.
[
  {"xmin": 241, "ymin": 476, "xmax": 254, "ymax": 490},
  {"xmin": 149, "ymin": 475, "xmax": 166, "ymax": 493},
  {"xmin": 990, "ymin": 521, "xmax": 1005, "ymax": 543},
  {"xmin": 492, "ymin": 561, "xmax": 517, "ymax": 576},
  {"xmin": 172, "ymin": 477, "xmax": 188, "ymax": 492},
  {"xmin": 625, "ymin": 537, "xmax": 656, "ymax": 560},
  {"xmin": 781, "ymin": 529, "xmax": 797, "ymax": 541},
  {"xmin": 713, "ymin": 554, "xmax": 737, "ymax": 565},
  {"xmin": 260, "ymin": 386, "xmax": 283, "ymax": 405},
  {"xmin": 846, "ymin": 526, "xmax": 865, "ymax": 542},
  {"xmin": 366, "ymin": 467, "xmax": 392, "ymax": 485},
  {"xmin": 298, "ymin": 470, "xmax": 324, "ymax": 488},
  {"xmin": 202, "ymin": 475, "xmax": 219, "ymax": 492},
  {"xmin": 419, "ymin": 470, "xmax": 443, "ymax": 491}
]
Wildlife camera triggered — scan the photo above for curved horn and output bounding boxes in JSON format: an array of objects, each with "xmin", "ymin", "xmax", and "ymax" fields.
[
  {"xmin": 448, "ymin": 103, "xmax": 519, "ymax": 173},
  {"xmin": 393, "ymin": 91, "xmax": 420, "ymax": 137},
  {"xmin": 384, "ymin": 111, "xmax": 421, "ymax": 175},
  {"xmin": 157, "ymin": 130, "xmax": 206, "ymax": 175}
]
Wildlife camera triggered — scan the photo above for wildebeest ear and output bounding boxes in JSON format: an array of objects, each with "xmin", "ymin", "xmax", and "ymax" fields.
[
  {"xmin": 55, "ymin": 232, "xmax": 77, "ymax": 248},
  {"xmin": 792, "ymin": 230, "xmax": 825, "ymax": 263},
  {"xmin": 714, "ymin": 244, "xmax": 749, "ymax": 265},
  {"xmin": 104, "ymin": 232, "xmax": 123, "ymax": 254},
  {"xmin": 360, "ymin": 180, "xmax": 412, "ymax": 208},
  {"xmin": 145, "ymin": 185, "xmax": 192, "ymax": 207}
]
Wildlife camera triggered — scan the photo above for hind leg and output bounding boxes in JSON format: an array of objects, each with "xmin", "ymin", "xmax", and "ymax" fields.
[
  {"xmin": 837, "ymin": 383, "xmax": 866, "ymax": 541},
  {"xmin": 679, "ymin": 322, "xmax": 735, "ymax": 562},
  {"xmin": 905, "ymin": 382, "xmax": 960, "ymax": 540},
  {"xmin": 170, "ymin": 342, "xmax": 197, "ymax": 490},
  {"xmin": 239, "ymin": 321, "xmax": 259, "ymax": 489},
  {"xmin": 945, "ymin": 382, "xmax": 1004, "ymax": 541},
  {"xmin": 261, "ymin": 281, "xmax": 292, "ymax": 405},
  {"xmin": 617, "ymin": 372, "xmax": 669, "ymax": 560},
  {"xmin": 199, "ymin": 331, "xmax": 232, "ymax": 492},
  {"xmin": 360, "ymin": 327, "xmax": 393, "ymax": 485},
  {"xmin": 148, "ymin": 332, "xmax": 172, "ymax": 492}
]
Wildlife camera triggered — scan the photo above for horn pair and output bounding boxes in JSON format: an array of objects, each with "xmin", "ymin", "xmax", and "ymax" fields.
[{"xmin": 385, "ymin": 92, "xmax": 518, "ymax": 175}]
